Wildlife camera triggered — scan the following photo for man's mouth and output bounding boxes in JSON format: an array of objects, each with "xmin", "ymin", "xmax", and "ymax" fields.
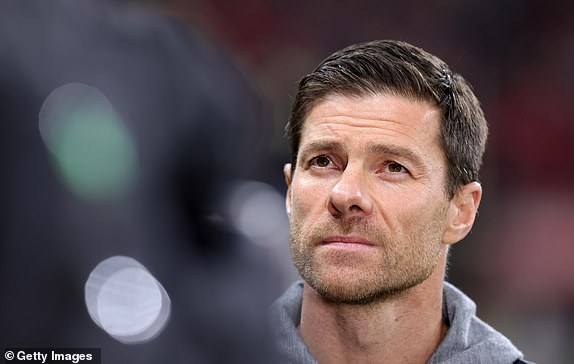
[{"xmin": 321, "ymin": 235, "xmax": 376, "ymax": 248}]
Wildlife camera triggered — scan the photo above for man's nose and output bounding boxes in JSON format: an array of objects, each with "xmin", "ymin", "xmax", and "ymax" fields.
[{"xmin": 328, "ymin": 166, "xmax": 373, "ymax": 218}]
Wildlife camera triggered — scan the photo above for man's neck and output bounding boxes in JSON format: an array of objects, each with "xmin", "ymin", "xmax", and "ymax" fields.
[{"xmin": 299, "ymin": 264, "xmax": 447, "ymax": 364}]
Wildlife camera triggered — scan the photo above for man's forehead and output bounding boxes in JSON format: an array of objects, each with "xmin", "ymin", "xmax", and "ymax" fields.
[
  {"xmin": 300, "ymin": 93, "xmax": 442, "ymax": 145},
  {"xmin": 312, "ymin": 91, "xmax": 436, "ymax": 110}
]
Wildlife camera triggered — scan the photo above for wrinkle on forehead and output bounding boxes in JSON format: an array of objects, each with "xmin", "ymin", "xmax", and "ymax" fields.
[
  {"xmin": 305, "ymin": 93, "xmax": 440, "ymax": 127},
  {"xmin": 301, "ymin": 93, "xmax": 442, "ymax": 149}
]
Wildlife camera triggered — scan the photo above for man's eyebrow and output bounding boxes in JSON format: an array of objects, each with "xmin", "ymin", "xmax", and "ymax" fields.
[
  {"xmin": 298, "ymin": 141, "xmax": 343, "ymax": 158},
  {"xmin": 367, "ymin": 144, "xmax": 426, "ymax": 168},
  {"xmin": 298, "ymin": 141, "xmax": 428, "ymax": 169}
]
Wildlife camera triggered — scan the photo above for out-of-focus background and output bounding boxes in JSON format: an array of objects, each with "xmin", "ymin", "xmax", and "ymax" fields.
[{"xmin": 1, "ymin": 0, "xmax": 573, "ymax": 363}]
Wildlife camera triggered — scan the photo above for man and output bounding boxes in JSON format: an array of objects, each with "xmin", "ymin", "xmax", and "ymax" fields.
[{"xmin": 270, "ymin": 40, "xmax": 532, "ymax": 363}]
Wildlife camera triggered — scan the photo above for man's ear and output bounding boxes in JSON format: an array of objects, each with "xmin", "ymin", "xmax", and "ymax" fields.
[
  {"xmin": 284, "ymin": 163, "xmax": 293, "ymax": 216},
  {"xmin": 442, "ymin": 182, "xmax": 482, "ymax": 245}
]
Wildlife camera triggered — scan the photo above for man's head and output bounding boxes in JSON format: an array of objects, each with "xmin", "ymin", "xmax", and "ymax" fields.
[
  {"xmin": 287, "ymin": 40, "xmax": 487, "ymax": 199},
  {"xmin": 284, "ymin": 40, "xmax": 486, "ymax": 304}
]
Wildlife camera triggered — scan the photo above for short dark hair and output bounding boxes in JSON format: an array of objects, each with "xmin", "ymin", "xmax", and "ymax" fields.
[{"xmin": 286, "ymin": 40, "xmax": 487, "ymax": 198}]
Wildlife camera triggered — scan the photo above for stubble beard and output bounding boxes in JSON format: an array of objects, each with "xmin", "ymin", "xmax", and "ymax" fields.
[{"xmin": 289, "ymin": 210, "xmax": 446, "ymax": 305}]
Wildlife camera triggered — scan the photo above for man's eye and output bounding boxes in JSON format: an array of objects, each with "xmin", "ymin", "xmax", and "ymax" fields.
[
  {"xmin": 386, "ymin": 162, "xmax": 407, "ymax": 173},
  {"xmin": 310, "ymin": 155, "xmax": 332, "ymax": 168}
]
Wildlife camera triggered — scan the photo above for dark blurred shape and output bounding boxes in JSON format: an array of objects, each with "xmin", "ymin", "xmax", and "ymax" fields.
[{"xmin": 0, "ymin": 0, "xmax": 278, "ymax": 362}]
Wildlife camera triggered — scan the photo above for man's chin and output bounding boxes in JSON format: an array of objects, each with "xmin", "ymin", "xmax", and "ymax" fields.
[
  {"xmin": 303, "ymin": 270, "xmax": 384, "ymax": 304},
  {"xmin": 301, "ymin": 266, "xmax": 426, "ymax": 305}
]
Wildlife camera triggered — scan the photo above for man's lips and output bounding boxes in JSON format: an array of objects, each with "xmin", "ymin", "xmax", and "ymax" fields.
[{"xmin": 321, "ymin": 236, "xmax": 376, "ymax": 247}]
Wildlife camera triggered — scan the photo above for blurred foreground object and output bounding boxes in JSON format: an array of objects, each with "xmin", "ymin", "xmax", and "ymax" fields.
[{"xmin": 0, "ymin": 0, "xmax": 278, "ymax": 362}]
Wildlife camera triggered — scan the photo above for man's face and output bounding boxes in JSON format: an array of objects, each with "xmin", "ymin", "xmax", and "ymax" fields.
[{"xmin": 285, "ymin": 93, "xmax": 452, "ymax": 304}]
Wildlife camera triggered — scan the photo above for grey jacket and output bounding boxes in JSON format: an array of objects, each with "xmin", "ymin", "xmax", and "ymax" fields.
[{"xmin": 269, "ymin": 281, "xmax": 526, "ymax": 363}]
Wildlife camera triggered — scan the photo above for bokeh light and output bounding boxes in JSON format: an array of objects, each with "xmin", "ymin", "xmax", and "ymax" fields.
[
  {"xmin": 39, "ymin": 83, "xmax": 137, "ymax": 201},
  {"xmin": 226, "ymin": 180, "xmax": 289, "ymax": 247},
  {"xmin": 85, "ymin": 256, "xmax": 171, "ymax": 344}
]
